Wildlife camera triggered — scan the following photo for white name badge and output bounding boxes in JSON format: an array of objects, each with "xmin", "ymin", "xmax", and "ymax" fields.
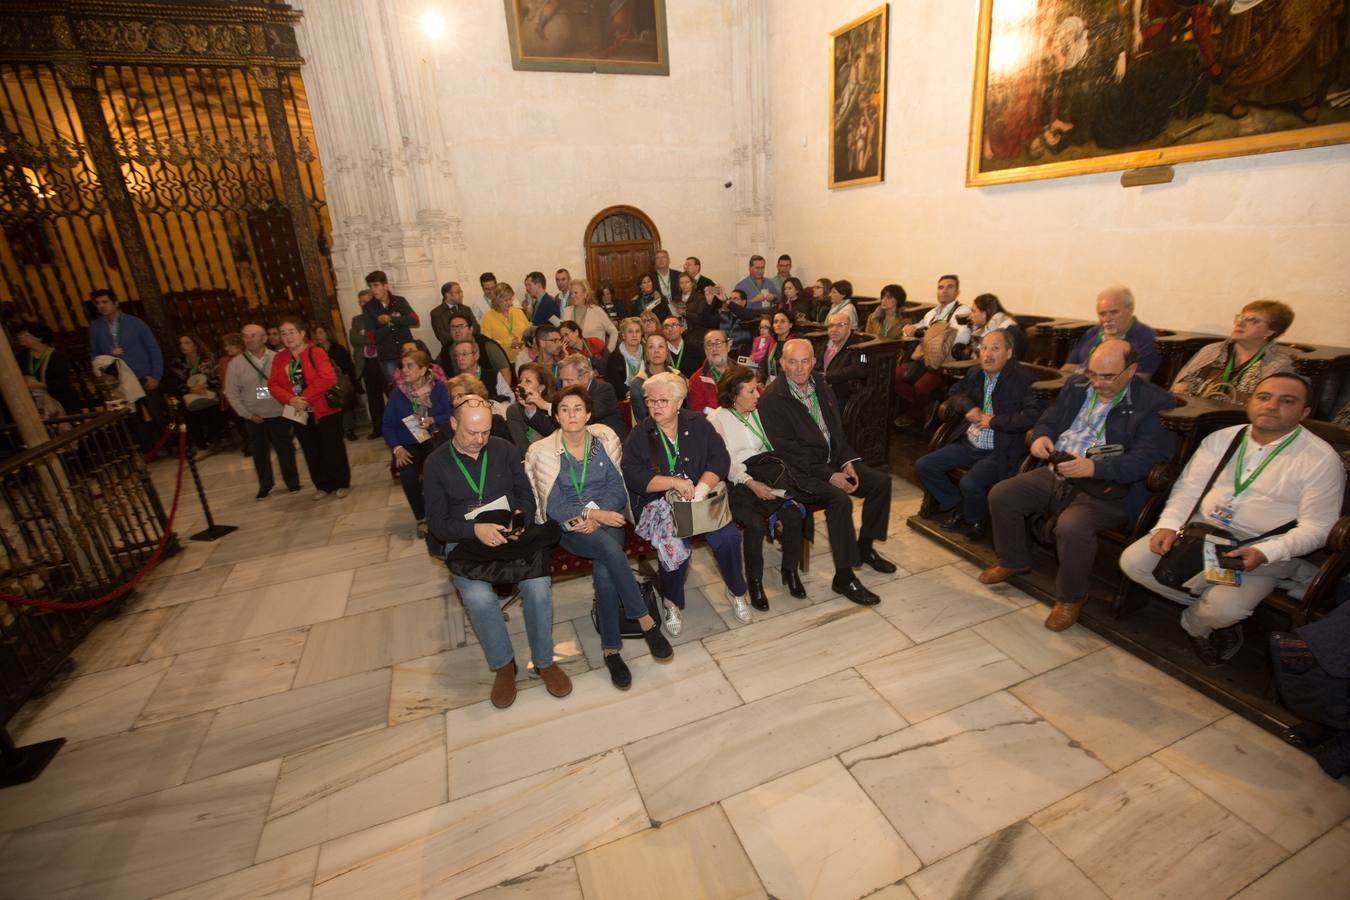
[{"xmin": 255, "ymin": 385, "xmax": 271, "ymax": 400}]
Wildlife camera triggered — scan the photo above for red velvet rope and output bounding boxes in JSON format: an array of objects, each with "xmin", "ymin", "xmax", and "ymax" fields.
[
  {"xmin": 0, "ymin": 430, "xmax": 188, "ymax": 610},
  {"xmin": 142, "ymin": 425, "xmax": 175, "ymax": 462}
]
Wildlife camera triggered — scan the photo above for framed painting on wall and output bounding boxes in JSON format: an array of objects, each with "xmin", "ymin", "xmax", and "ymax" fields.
[
  {"xmin": 503, "ymin": 0, "xmax": 670, "ymax": 75},
  {"xmin": 967, "ymin": 0, "xmax": 1350, "ymax": 187},
  {"xmin": 830, "ymin": 5, "xmax": 889, "ymax": 188}
]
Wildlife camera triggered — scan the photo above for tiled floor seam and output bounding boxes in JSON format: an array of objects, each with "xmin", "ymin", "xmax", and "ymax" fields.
[
  {"xmin": 251, "ymin": 755, "xmax": 289, "ymax": 867},
  {"xmin": 1023, "ymin": 818, "xmax": 1121, "ymax": 900}
]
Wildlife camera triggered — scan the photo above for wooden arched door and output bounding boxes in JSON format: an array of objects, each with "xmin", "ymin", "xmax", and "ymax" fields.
[{"xmin": 584, "ymin": 205, "xmax": 661, "ymax": 306}]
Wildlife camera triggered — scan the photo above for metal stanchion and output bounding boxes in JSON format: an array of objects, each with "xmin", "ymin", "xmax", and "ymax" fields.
[{"xmin": 169, "ymin": 399, "xmax": 237, "ymax": 542}]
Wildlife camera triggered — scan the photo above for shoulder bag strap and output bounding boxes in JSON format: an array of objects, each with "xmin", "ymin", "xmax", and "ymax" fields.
[{"xmin": 1179, "ymin": 429, "xmax": 1247, "ymax": 531}]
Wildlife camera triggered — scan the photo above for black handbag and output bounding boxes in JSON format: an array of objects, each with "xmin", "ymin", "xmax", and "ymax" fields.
[
  {"xmin": 308, "ymin": 348, "xmax": 355, "ymax": 409},
  {"xmin": 743, "ymin": 452, "xmax": 832, "ymax": 502},
  {"xmin": 446, "ymin": 509, "xmax": 561, "ymax": 583}
]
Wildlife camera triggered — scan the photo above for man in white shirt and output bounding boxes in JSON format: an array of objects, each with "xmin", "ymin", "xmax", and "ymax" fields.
[
  {"xmin": 1120, "ymin": 373, "xmax": 1344, "ymax": 667},
  {"xmin": 903, "ymin": 274, "xmax": 972, "ymax": 346},
  {"xmin": 554, "ymin": 268, "xmax": 572, "ymax": 307},
  {"xmin": 473, "ymin": 272, "xmax": 496, "ymax": 322}
]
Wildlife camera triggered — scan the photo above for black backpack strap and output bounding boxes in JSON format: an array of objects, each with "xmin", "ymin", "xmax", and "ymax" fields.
[{"xmin": 1179, "ymin": 428, "xmax": 1248, "ymax": 530}]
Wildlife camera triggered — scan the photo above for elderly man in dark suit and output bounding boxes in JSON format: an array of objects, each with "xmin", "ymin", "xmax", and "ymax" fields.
[
  {"xmin": 915, "ymin": 330, "xmax": 1042, "ymax": 541},
  {"xmin": 559, "ymin": 352, "xmax": 628, "ymax": 439},
  {"xmin": 981, "ymin": 339, "xmax": 1177, "ymax": 631},
  {"xmin": 760, "ymin": 338, "xmax": 896, "ymax": 606},
  {"xmin": 818, "ymin": 311, "xmax": 870, "ymax": 410}
]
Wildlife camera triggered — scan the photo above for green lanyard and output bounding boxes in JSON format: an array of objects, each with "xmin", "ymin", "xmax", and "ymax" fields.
[
  {"xmin": 526, "ymin": 425, "xmax": 538, "ymax": 442},
  {"xmin": 982, "ymin": 375, "xmax": 997, "ymax": 415},
  {"xmin": 670, "ymin": 342, "xmax": 684, "ymax": 371},
  {"xmin": 1233, "ymin": 427, "xmax": 1300, "ymax": 497},
  {"xmin": 244, "ymin": 352, "xmax": 269, "ymax": 383},
  {"xmin": 565, "ymin": 433, "xmax": 591, "ymax": 500},
  {"xmin": 109, "ymin": 315, "xmax": 121, "ymax": 345},
  {"xmin": 792, "ymin": 381, "xmax": 823, "ymax": 428},
  {"xmin": 767, "ymin": 343, "xmax": 780, "ymax": 377},
  {"xmin": 451, "ymin": 448, "xmax": 489, "ymax": 503},
  {"xmin": 287, "ymin": 356, "xmax": 302, "ymax": 384},
  {"xmin": 26, "ymin": 349, "xmax": 49, "ymax": 378},
  {"xmin": 1085, "ymin": 388, "xmax": 1124, "ymax": 441},
  {"xmin": 504, "ymin": 312, "xmax": 517, "ymax": 337},
  {"xmin": 707, "ymin": 365, "xmax": 722, "ymax": 383},
  {"xmin": 1221, "ymin": 343, "xmax": 1267, "ymax": 385},
  {"xmin": 731, "ymin": 409, "xmax": 772, "ymax": 451},
  {"xmin": 657, "ymin": 426, "xmax": 680, "ymax": 474}
]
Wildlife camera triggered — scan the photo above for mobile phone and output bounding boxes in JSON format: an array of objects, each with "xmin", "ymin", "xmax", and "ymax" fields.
[
  {"xmin": 515, "ymin": 386, "xmax": 527, "ymax": 401},
  {"xmin": 1218, "ymin": 554, "xmax": 1244, "ymax": 571},
  {"xmin": 1086, "ymin": 443, "xmax": 1124, "ymax": 459},
  {"xmin": 1048, "ymin": 451, "xmax": 1076, "ymax": 466}
]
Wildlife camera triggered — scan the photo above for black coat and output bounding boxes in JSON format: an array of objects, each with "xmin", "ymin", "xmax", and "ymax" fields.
[
  {"xmin": 940, "ymin": 360, "xmax": 1042, "ymax": 477},
  {"xmin": 758, "ymin": 372, "xmax": 858, "ymax": 482},
  {"xmin": 818, "ymin": 333, "xmax": 870, "ymax": 410},
  {"xmin": 588, "ymin": 377, "xmax": 629, "ymax": 439}
]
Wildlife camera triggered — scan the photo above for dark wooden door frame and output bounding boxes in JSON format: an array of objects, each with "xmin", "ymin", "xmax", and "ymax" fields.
[{"xmin": 583, "ymin": 205, "xmax": 661, "ymax": 303}]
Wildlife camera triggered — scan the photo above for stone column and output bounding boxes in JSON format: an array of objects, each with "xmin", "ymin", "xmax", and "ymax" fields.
[
  {"xmin": 728, "ymin": 0, "xmax": 773, "ymax": 258},
  {"xmin": 292, "ymin": 0, "xmax": 468, "ymax": 327}
]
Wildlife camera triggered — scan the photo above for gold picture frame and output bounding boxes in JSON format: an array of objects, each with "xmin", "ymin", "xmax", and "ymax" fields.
[
  {"xmin": 830, "ymin": 5, "xmax": 889, "ymax": 189},
  {"xmin": 967, "ymin": 0, "xmax": 1350, "ymax": 187},
  {"xmin": 503, "ymin": 0, "xmax": 669, "ymax": 76}
]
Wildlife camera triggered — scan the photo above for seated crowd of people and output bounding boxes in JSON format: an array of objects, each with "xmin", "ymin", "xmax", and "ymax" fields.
[{"xmin": 21, "ymin": 258, "xmax": 1345, "ymax": 772}]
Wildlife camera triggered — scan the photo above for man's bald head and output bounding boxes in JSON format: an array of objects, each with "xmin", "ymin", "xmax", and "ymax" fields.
[
  {"xmin": 1086, "ymin": 338, "xmax": 1137, "ymax": 398},
  {"xmin": 781, "ymin": 338, "xmax": 816, "ymax": 387},
  {"xmin": 449, "ymin": 400, "xmax": 494, "ymax": 455}
]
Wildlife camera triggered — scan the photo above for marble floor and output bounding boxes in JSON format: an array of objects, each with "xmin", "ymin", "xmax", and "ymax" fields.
[{"xmin": 2, "ymin": 439, "xmax": 1348, "ymax": 899}]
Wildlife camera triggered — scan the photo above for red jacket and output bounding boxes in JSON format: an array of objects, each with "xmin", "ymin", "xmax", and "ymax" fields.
[
  {"xmin": 686, "ymin": 362, "xmax": 722, "ymax": 413},
  {"xmin": 268, "ymin": 344, "xmax": 340, "ymax": 422}
]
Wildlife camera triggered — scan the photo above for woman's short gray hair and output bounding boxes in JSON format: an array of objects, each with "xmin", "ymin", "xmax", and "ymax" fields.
[
  {"xmin": 643, "ymin": 371, "xmax": 688, "ymax": 403},
  {"xmin": 559, "ymin": 353, "xmax": 592, "ymax": 379}
]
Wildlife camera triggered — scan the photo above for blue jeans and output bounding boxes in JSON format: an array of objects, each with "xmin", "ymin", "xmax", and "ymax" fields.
[
  {"xmin": 659, "ymin": 520, "xmax": 746, "ymax": 609},
  {"xmin": 561, "ymin": 525, "xmax": 649, "ymax": 651},
  {"xmin": 915, "ymin": 439, "xmax": 1003, "ymax": 525},
  {"xmin": 452, "ymin": 574, "xmax": 554, "ymax": 671}
]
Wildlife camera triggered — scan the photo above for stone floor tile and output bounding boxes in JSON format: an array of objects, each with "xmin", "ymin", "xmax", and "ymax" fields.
[
  {"xmin": 1232, "ymin": 825, "xmax": 1350, "ymax": 899},
  {"xmin": 293, "ymin": 596, "xmax": 446, "ymax": 687},
  {"xmin": 12, "ymin": 656, "xmax": 172, "ymax": 745},
  {"xmin": 971, "ymin": 605, "xmax": 1108, "ymax": 675},
  {"xmin": 872, "ymin": 564, "xmax": 1033, "ymax": 643},
  {"xmin": 70, "ymin": 605, "xmax": 182, "ymax": 674},
  {"xmin": 858, "ymin": 628, "xmax": 1033, "ymax": 722},
  {"xmin": 137, "ymin": 629, "xmax": 307, "ymax": 726},
  {"xmin": 225, "ymin": 536, "xmax": 388, "ymax": 592},
  {"xmin": 905, "ymin": 821, "xmax": 1107, "ymax": 900},
  {"xmin": 462, "ymin": 860, "xmax": 583, "ymax": 899},
  {"xmin": 155, "ymin": 847, "xmax": 318, "ymax": 900}
]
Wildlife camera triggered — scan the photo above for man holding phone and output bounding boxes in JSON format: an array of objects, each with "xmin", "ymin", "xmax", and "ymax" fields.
[
  {"xmin": 423, "ymin": 399, "xmax": 571, "ymax": 709},
  {"xmin": 980, "ymin": 339, "xmax": 1177, "ymax": 631},
  {"xmin": 759, "ymin": 339, "xmax": 897, "ymax": 606}
]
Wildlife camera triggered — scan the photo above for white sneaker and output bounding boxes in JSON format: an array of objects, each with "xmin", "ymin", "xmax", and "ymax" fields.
[
  {"xmin": 312, "ymin": 490, "xmax": 328, "ymax": 501},
  {"xmin": 334, "ymin": 488, "xmax": 350, "ymax": 499},
  {"xmin": 727, "ymin": 588, "xmax": 752, "ymax": 624},
  {"xmin": 663, "ymin": 603, "xmax": 683, "ymax": 637}
]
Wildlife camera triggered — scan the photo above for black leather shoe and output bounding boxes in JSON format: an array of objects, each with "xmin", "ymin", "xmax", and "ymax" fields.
[
  {"xmin": 603, "ymin": 653, "xmax": 632, "ymax": 690},
  {"xmin": 964, "ymin": 520, "xmax": 988, "ymax": 542},
  {"xmin": 1188, "ymin": 633, "xmax": 1224, "ymax": 668},
  {"xmin": 833, "ymin": 574, "xmax": 880, "ymax": 606},
  {"xmin": 781, "ymin": 568, "xmax": 807, "ymax": 599},
  {"xmin": 748, "ymin": 578, "xmax": 769, "ymax": 611},
  {"xmin": 859, "ymin": 548, "xmax": 897, "ymax": 574},
  {"xmin": 641, "ymin": 623, "xmax": 674, "ymax": 662},
  {"xmin": 940, "ymin": 509, "xmax": 965, "ymax": 532}
]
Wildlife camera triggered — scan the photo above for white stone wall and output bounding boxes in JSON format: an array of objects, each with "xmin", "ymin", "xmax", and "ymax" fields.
[
  {"xmin": 766, "ymin": 1, "xmax": 1350, "ymax": 344},
  {"xmin": 294, "ymin": 0, "xmax": 761, "ymax": 331}
]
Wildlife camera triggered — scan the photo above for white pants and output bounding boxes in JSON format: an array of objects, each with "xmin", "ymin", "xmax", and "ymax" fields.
[{"xmin": 1119, "ymin": 535, "xmax": 1304, "ymax": 638}]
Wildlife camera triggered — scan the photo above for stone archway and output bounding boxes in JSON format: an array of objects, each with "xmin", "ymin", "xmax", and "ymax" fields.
[{"xmin": 583, "ymin": 205, "xmax": 661, "ymax": 305}]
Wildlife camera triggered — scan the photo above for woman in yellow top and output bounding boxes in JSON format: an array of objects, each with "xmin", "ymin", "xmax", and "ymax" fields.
[{"xmin": 479, "ymin": 283, "xmax": 531, "ymax": 355}]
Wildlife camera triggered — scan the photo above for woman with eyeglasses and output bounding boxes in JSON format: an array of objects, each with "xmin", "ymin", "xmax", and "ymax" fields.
[
  {"xmin": 268, "ymin": 316, "xmax": 351, "ymax": 499},
  {"xmin": 622, "ymin": 372, "xmax": 751, "ymax": 633},
  {"xmin": 1171, "ymin": 300, "xmax": 1299, "ymax": 405},
  {"xmin": 525, "ymin": 386, "xmax": 673, "ymax": 689},
  {"xmin": 626, "ymin": 333, "xmax": 675, "ymax": 423}
]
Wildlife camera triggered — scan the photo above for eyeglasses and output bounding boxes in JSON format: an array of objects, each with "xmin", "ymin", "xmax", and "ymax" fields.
[
  {"xmin": 454, "ymin": 397, "xmax": 490, "ymax": 408},
  {"xmin": 1233, "ymin": 315, "xmax": 1267, "ymax": 327},
  {"xmin": 646, "ymin": 397, "xmax": 674, "ymax": 407},
  {"xmin": 705, "ymin": 339, "xmax": 727, "ymax": 347},
  {"xmin": 1084, "ymin": 369, "xmax": 1123, "ymax": 382}
]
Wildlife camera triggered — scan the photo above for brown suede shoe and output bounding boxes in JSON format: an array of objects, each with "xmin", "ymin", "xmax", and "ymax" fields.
[
  {"xmin": 1044, "ymin": 601, "xmax": 1085, "ymax": 632},
  {"xmin": 490, "ymin": 660, "xmax": 518, "ymax": 709},
  {"xmin": 978, "ymin": 564, "xmax": 1031, "ymax": 585},
  {"xmin": 538, "ymin": 663, "xmax": 573, "ymax": 699}
]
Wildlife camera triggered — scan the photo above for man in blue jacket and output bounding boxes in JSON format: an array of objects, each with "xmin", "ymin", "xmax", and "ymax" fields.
[
  {"xmin": 1060, "ymin": 285, "xmax": 1161, "ymax": 379},
  {"xmin": 361, "ymin": 270, "xmax": 420, "ymax": 382},
  {"xmin": 915, "ymin": 331, "xmax": 1042, "ymax": 541},
  {"xmin": 981, "ymin": 339, "xmax": 1177, "ymax": 631},
  {"xmin": 87, "ymin": 287, "xmax": 166, "ymax": 450},
  {"xmin": 524, "ymin": 271, "xmax": 560, "ymax": 326}
]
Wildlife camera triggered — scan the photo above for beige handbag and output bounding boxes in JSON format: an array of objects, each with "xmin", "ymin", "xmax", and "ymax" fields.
[{"xmin": 665, "ymin": 482, "xmax": 732, "ymax": 538}]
